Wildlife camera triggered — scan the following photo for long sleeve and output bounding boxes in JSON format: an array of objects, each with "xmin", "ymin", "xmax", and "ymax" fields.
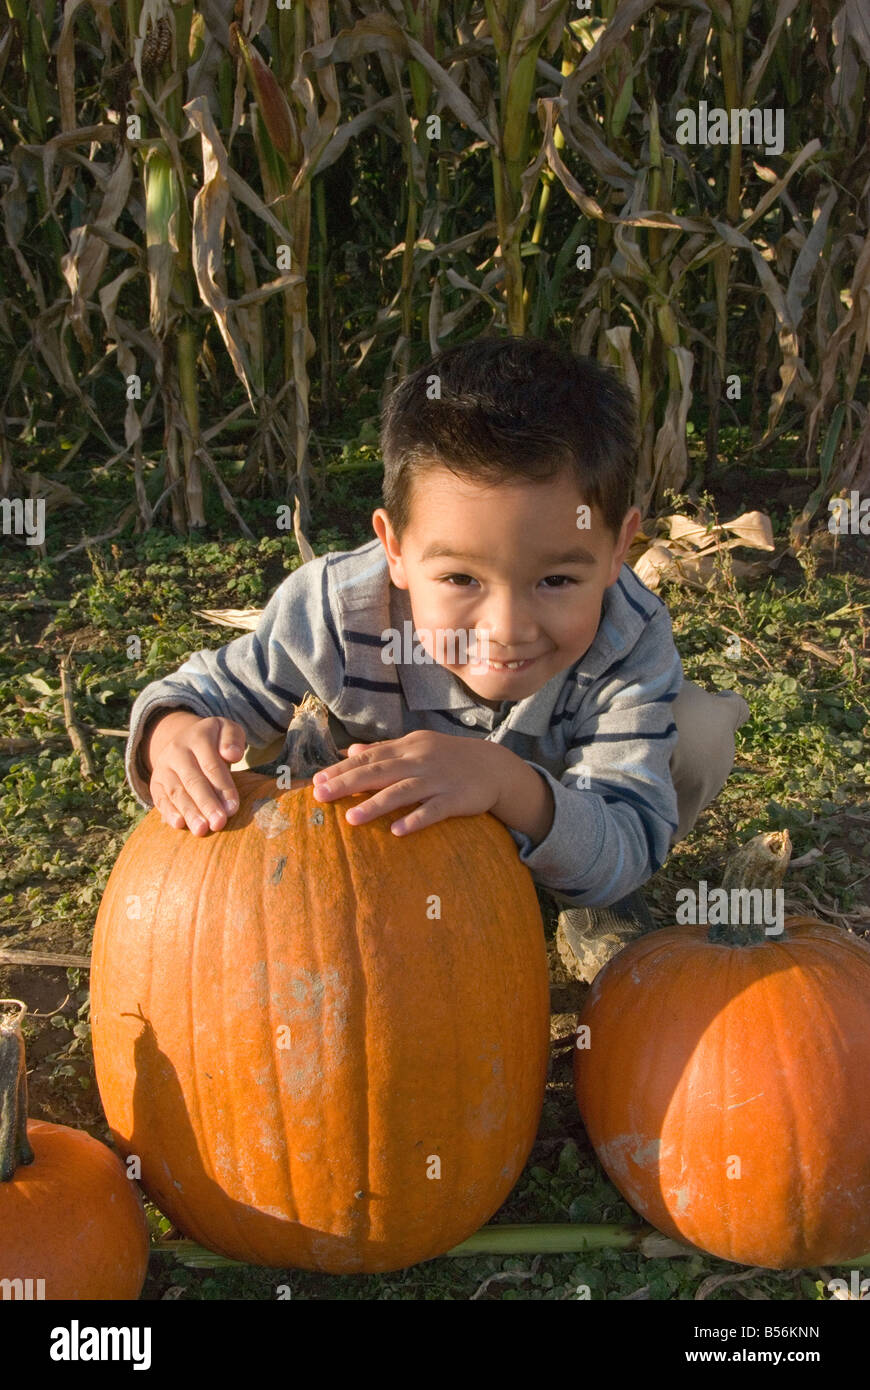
[{"xmin": 125, "ymin": 557, "xmax": 340, "ymax": 807}]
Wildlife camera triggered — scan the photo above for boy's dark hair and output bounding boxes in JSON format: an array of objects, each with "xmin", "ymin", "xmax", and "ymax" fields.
[{"xmin": 379, "ymin": 336, "xmax": 638, "ymax": 543}]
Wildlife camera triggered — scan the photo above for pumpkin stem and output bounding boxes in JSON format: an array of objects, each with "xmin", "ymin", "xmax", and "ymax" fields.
[
  {"xmin": 707, "ymin": 830, "xmax": 792, "ymax": 946},
  {"xmin": 0, "ymin": 999, "xmax": 35, "ymax": 1182},
  {"xmin": 249, "ymin": 691, "xmax": 344, "ymax": 780}
]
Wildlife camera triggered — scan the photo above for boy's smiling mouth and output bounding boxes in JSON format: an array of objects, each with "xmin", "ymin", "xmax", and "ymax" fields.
[
  {"xmin": 481, "ymin": 656, "xmax": 536, "ymax": 670},
  {"xmin": 467, "ymin": 653, "xmax": 543, "ymax": 674}
]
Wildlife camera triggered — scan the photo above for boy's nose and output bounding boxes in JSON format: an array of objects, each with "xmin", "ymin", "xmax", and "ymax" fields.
[{"xmin": 475, "ymin": 601, "xmax": 539, "ymax": 650}]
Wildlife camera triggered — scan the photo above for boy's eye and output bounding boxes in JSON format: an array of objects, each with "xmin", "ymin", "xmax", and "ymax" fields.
[{"xmin": 440, "ymin": 574, "xmax": 578, "ymax": 588}]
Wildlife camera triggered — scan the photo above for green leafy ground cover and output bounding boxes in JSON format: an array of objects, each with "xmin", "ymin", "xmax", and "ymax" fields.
[{"xmin": 1, "ymin": 430, "xmax": 868, "ymax": 1300}]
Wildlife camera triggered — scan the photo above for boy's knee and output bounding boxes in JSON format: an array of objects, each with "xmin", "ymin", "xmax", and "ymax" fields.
[
  {"xmin": 671, "ymin": 685, "xmax": 749, "ymax": 775},
  {"xmin": 670, "ymin": 685, "xmax": 750, "ymax": 844}
]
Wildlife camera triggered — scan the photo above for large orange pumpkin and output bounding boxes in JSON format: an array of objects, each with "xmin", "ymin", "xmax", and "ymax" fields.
[
  {"xmin": 0, "ymin": 1000, "xmax": 149, "ymax": 1300},
  {"xmin": 574, "ymin": 832, "xmax": 870, "ymax": 1269},
  {"xmin": 91, "ymin": 696, "xmax": 550, "ymax": 1272}
]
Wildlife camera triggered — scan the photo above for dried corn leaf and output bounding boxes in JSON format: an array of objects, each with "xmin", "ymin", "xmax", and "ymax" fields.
[
  {"xmin": 663, "ymin": 514, "xmax": 710, "ymax": 546},
  {"xmin": 194, "ymin": 607, "xmax": 264, "ymax": 630},
  {"xmin": 650, "ymin": 345, "xmax": 694, "ymax": 500},
  {"xmin": 1, "ymin": 466, "xmax": 85, "ymax": 511},
  {"xmin": 710, "ymin": 218, "xmax": 807, "ymax": 436},
  {"xmin": 570, "ymin": 0, "xmax": 661, "ymax": 84},
  {"xmin": 718, "ymin": 510, "xmax": 776, "ymax": 550},
  {"xmin": 663, "ymin": 510, "xmax": 775, "ymax": 552},
  {"xmin": 820, "ymin": 406, "xmax": 870, "ymax": 528},
  {"xmin": 633, "ymin": 508, "xmax": 777, "ymax": 590},
  {"xmin": 672, "ymin": 8, "xmax": 713, "ymax": 109},
  {"xmin": 538, "ymin": 97, "xmax": 708, "ymax": 233},
  {"xmin": 805, "ymin": 232, "xmax": 870, "ymax": 470},
  {"xmin": 785, "ymin": 184, "xmax": 839, "ymax": 329},
  {"xmin": 185, "ymin": 96, "xmax": 257, "ymax": 407},
  {"xmin": 832, "ymin": 0, "xmax": 870, "ymax": 122},
  {"xmin": 280, "ymin": 0, "xmax": 341, "ymax": 190},
  {"xmin": 633, "ymin": 545, "xmax": 770, "ymax": 593},
  {"xmin": 633, "ymin": 542, "xmax": 682, "ymax": 589},
  {"xmin": 302, "ymin": 13, "xmax": 496, "ymax": 149},
  {"xmin": 735, "ymin": 138, "xmax": 823, "ymax": 240},
  {"xmin": 186, "ymin": 0, "xmax": 237, "ymax": 115},
  {"xmin": 60, "ymin": 146, "xmax": 133, "ymax": 354},
  {"xmin": 604, "ymin": 325, "xmax": 641, "ymax": 402},
  {"xmin": 56, "ymin": 0, "xmax": 117, "ymax": 136},
  {"xmin": 743, "ymin": 0, "xmax": 803, "ymax": 106},
  {"xmin": 557, "ymin": 109, "xmax": 637, "ymax": 197}
]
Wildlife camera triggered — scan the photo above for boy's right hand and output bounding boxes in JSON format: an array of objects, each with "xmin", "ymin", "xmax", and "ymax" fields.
[{"xmin": 144, "ymin": 709, "xmax": 247, "ymax": 835}]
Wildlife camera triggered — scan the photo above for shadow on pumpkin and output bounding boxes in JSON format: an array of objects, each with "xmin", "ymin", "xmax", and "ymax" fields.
[{"xmin": 123, "ymin": 1004, "xmax": 371, "ymax": 1273}]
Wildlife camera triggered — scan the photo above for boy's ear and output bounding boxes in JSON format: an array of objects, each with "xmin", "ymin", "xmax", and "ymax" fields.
[
  {"xmin": 372, "ymin": 508, "xmax": 410, "ymax": 588},
  {"xmin": 608, "ymin": 506, "xmax": 642, "ymax": 584}
]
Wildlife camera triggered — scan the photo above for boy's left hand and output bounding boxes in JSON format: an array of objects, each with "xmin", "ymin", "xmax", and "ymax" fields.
[{"xmin": 310, "ymin": 730, "xmax": 510, "ymax": 835}]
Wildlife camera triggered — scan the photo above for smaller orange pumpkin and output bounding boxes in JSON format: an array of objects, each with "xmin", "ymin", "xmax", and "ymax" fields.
[
  {"xmin": 574, "ymin": 832, "xmax": 870, "ymax": 1269},
  {"xmin": 0, "ymin": 999, "xmax": 149, "ymax": 1300}
]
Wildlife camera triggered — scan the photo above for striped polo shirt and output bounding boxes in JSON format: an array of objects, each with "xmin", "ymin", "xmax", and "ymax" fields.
[{"xmin": 125, "ymin": 537, "xmax": 683, "ymax": 905}]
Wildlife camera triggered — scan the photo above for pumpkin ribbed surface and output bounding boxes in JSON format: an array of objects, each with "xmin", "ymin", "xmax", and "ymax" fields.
[
  {"xmin": 574, "ymin": 917, "xmax": 870, "ymax": 1268},
  {"xmin": 91, "ymin": 773, "xmax": 550, "ymax": 1272}
]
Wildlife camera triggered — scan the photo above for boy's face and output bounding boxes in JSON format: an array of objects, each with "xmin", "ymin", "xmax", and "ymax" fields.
[{"xmin": 372, "ymin": 465, "xmax": 641, "ymax": 710}]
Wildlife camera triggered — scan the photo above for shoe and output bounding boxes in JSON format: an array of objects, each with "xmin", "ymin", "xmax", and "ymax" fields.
[{"xmin": 556, "ymin": 889, "xmax": 658, "ymax": 985}]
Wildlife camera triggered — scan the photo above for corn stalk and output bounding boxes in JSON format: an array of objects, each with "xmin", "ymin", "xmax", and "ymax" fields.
[
  {"xmin": 484, "ymin": 0, "xmax": 569, "ymax": 334},
  {"xmin": 1, "ymin": 0, "xmax": 868, "ymax": 540}
]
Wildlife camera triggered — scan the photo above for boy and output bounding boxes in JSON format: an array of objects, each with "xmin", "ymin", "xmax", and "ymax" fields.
[{"xmin": 126, "ymin": 337, "xmax": 750, "ymax": 982}]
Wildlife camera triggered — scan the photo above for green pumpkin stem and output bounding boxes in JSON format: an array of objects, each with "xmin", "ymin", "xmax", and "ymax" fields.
[
  {"xmin": 249, "ymin": 691, "xmax": 344, "ymax": 780},
  {"xmin": 707, "ymin": 830, "xmax": 792, "ymax": 946},
  {"xmin": 0, "ymin": 999, "xmax": 35, "ymax": 1182}
]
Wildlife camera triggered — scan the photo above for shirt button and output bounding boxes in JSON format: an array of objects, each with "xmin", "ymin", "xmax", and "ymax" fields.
[{"xmin": 460, "ymin": 710, "xmax": 478, "ymax": 726}]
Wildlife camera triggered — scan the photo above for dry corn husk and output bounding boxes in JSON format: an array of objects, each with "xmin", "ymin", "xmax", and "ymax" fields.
[
  {"xmin": 229, "ymin": 22, "xmax": 302, "ymax": 173},
  {"xmin": 630, "ymin": 511, "xmax": 777, "ymax": 592},
  {"xmin": 193, "ymin": 608, "xmax": 264, "ymax": 630}
]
